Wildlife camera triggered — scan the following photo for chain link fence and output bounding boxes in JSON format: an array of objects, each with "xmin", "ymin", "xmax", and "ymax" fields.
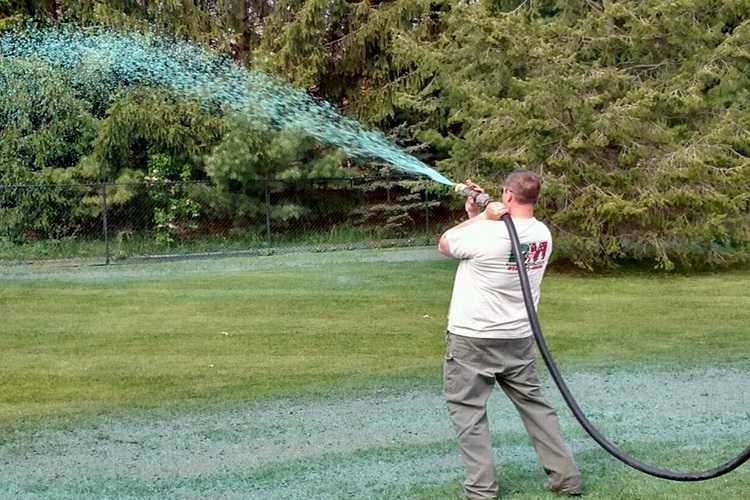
[{"xmin": 0, "ymin": 177, "xmax": 464, "ymax": 266}]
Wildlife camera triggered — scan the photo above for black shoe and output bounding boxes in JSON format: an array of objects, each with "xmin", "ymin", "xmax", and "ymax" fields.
[{"xmin": 552, "ymin": 492, "xmax": 581, "ymax": 498}]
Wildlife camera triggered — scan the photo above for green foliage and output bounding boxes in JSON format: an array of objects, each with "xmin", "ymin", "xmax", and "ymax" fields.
[
  {"xmin": 202, "ymin": 114, "xmax": 353, "ymax": 234},
  {"xmin": 0, "ymin": 58, "xmax": 97, "ymax": 242},
  {"xmin": 2, "ymin": 1, "xmax": 750, "ymax": 268},
  {"xmin": 0, "ymin": 183, "xmax": 91, "ymax": 244},
  {"xmin": 57, "ymin": 0, "xmax": 270, "ymax": 65},
  {"xmin": 0, "ymin": 0, "xmax": 51, "ymax": 23},
  {"xmin": 258, "ymin": 0, "xmax": 446, "ymax": 124},
  {"xmin": 0, "ymin": 59, "xmax": 97, "ymax": 183},
  {"xmin": 0, "ymin": 0, "xmax": 271, "ymax": 68},
  {"xmin": 395, "ymin": 0, "xmax": 750, "ymax": 269},
  {"xmin": 145, "ymin": 154, "xmax": 202, "ymax": 246},
  {"xmin": 352, "ymin": 176, "xmax": 441, "ymax": 237},
  {"xmin": 0, "ymin": 4, "xmax": 27, "ymax": 30},
  {"xmin": 93, "ymin": 87, "xmax": 225, "ymax": 180}
]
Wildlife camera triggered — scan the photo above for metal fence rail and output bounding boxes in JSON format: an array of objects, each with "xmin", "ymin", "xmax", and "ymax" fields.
[{"xmin": 0, "ymin": 177, "xmax": 462, "ymax": 266}]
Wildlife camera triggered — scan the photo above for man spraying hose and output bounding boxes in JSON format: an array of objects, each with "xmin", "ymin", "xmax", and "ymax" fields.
[{"xmin": 438, "ymin": 170, "xmax": 582, "ymax": 499}]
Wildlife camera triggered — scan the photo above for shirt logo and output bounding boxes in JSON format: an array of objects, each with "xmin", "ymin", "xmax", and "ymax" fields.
[{"xmin": 507, "ymin": 241, "xmax": 549, "ymax": 271}]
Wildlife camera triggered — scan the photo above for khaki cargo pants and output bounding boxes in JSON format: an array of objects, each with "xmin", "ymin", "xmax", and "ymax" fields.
[{"xmin": 444, "ymin": 332, "xmax": 582, "ymax": 499}]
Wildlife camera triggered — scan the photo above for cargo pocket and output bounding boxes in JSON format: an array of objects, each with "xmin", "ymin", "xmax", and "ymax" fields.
[{"xmin": 443, "ymin": 331, "xmax": 459, "ymax": 397}]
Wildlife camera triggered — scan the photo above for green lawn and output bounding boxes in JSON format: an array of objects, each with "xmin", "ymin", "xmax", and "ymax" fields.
[
  {"xmin": 0, "ymin": 250, "xmax": 748, "ymax": 499},
  {"xmin": 1, "ymin": 252, "xmax": 748, "ymax": 424},
  {"xmin": 1, "ymin": 255, "xmax": 453, "ymax": 424}
]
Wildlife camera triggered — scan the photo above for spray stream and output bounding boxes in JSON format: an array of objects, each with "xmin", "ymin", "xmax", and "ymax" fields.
[{"xmin": 0, "ymin": 25, "xmax": 455, "ymax": 186}]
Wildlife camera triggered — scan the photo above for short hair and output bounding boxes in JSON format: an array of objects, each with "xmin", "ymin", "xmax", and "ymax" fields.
[{"xmin": 505, "ymin": 170, "xmax": 542, "ymax": 205}]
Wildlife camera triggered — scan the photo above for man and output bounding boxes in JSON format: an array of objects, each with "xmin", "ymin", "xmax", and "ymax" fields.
[{"xmin": 438, "ymin": 170, "xmax": 582, "ymax": 499}]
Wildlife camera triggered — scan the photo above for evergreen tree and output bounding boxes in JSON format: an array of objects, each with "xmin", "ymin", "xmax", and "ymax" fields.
[
  {"xmin": 396, "ymin": 0, "xmax": 750, "ymax": 269},
  {"xmin": 0, "ymin": 59, "xmax": 97, "ymax": 241},
  {"xmin": 3, "ymin": 0, "xmax": 749, "ymax": 268},
  {"xmin": 258, "ymin": 0, "xmax": 448, "ymax": 125},
  {"xmin": 90, "ymin": 87, "xmax": 224, "ymax": 182},
  {"xmin": 200, "ymin": 114, "xmax": 354, "ymax": 239},
  {"xmin": 0, "ymin": 59, "xmax": 97, "ymax": 184}
]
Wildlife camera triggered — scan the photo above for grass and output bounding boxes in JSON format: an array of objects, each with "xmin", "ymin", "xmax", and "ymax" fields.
[
  {"xmin": 539, "ymin": 266, "xmax": 750, "ymax": 365},
  {"xmin": 0, "ymin": 253, "xmax": 452, "ymax": 424},
  {"xmin": 0, "ymin": 249, "xmax": 749, "ymax": 499},
  {"xmin": 1, "ymin": 252, "xmax": 749, "ymax": 425},
  {"xmin": 244, "ymin": 439, "xmax": 750, "ymax": 499}
]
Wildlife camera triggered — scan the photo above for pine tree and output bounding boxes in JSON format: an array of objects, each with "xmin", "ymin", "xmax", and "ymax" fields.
[
  {"xmin": 258, "ymin": 0, "xmax": 448, "ymax": 125},
  {"xmin": 396, "ymin": 0, "xmax": 750, "ymax": 269}
]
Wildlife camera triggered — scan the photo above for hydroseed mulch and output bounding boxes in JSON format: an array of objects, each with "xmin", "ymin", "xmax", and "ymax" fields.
[
  {"xmin": 1, "ymin": 364, "xmax": 747, "ymax": 500},
  {"xmin": 1, "ymin": 248, "xmax": 748, "ymax": 499}
]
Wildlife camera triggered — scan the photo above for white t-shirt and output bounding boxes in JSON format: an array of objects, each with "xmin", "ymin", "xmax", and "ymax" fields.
[{"xmin": 444, "ymin": 217, "xmax": 552, "ymax": 339}]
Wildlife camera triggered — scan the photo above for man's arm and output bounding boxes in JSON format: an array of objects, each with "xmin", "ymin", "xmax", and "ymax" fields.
[{"xmin": 438, "ymin": 199, "xmax": 508, "ymax": 257}]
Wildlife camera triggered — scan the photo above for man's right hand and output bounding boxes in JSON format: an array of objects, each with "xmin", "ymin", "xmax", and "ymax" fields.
[
  {"xmin": 465, "ymin": 196, "xmax": 480, "ymax": 219},
  {"xmin": 464, "ymin": 179, "xmax": 484, "ymax": 218}
]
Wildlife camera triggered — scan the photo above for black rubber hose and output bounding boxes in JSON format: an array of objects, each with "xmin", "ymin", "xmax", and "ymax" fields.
[{"xmin": 501, "ymin": 213, "xmax": 750, "ymax": 481}]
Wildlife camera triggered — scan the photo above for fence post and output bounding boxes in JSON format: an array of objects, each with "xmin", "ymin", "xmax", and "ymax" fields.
[
  {"xmin": 101, "ymin": 182, "xmax": 110, "ymax": 265},
  {"xmin": 264, "ymin": 178, "xmax": 272, "ymax": 249},
  {"xmin": 424, "ymin": 188, "xmax": 430, "ymax": 236}
]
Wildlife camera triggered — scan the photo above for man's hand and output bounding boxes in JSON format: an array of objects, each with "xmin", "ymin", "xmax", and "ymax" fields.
[
  {"xmin": 484, "ymin": 202, "xmax": 508, "ymax": 221},
  {"xmin": 464, "ymin": 179, "xmax": 484, "ymax": 218},
  {"xmin": 440, "ymin": 188, "xmax": 507, "ymax": 258},
  {"xmin": 465, "ymin": 196, "xmax": 480, "ymax": 219}
]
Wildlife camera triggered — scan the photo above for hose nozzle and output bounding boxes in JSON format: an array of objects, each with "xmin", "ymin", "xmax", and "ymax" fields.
[{"xmin": 454, "ymin": 183, "xmax": 495, "ymax": 207}]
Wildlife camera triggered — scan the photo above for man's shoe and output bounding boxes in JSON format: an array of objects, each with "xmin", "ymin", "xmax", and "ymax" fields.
[
  {"xmin": 550, "ymin": 491, "xmax": 581, "ymax": 498},
  {"xmin": 544, "ymin": 480, "xmax": 582, "ymax": 497}
]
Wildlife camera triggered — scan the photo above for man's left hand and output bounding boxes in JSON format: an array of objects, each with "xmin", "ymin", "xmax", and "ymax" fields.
[{"xmin": 484, "ymin": 202, "xmax": 508, "ymax": 221}]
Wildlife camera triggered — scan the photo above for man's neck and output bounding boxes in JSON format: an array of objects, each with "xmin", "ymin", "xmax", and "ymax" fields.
[{"xmin": 509, "ymin": 205, "xmax": 535, "ymax": 219}]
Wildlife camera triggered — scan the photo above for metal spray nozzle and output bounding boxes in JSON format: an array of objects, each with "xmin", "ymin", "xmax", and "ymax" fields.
[{"xmin": 453, "ymin": 183, "xmax": 495, "ymax": 207}]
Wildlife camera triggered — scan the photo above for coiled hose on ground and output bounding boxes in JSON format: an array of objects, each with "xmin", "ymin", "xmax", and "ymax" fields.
[{"xmin": 502, "ymin": 213, "xmax": 750, "ymax": 481}]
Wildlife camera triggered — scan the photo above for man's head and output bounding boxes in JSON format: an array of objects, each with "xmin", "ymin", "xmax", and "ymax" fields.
[{"xmin": 502, "ymin": 170, "xmax": 542, "ymax": 206}]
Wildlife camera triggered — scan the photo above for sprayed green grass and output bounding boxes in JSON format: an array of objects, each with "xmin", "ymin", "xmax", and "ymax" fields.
[
  {"xmin": 1, "ymin": 251, "xmax": 749, "ymax": 499},
  {"xmin": 1, "ymin": 251, "xmax": 749, "ymax": 426}
]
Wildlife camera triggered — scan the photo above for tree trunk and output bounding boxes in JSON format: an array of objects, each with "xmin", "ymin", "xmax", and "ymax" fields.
[
  {"xmin": 46, "ymin": 0, "xmax": 60, "ymax": 19},
  {"xmin": 231, "ymin": 0, "xmax": 274, "ymax": 66},
  {"xmin": 232, "ymin": 0, "xmax": 252, "ymax": 66}
]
